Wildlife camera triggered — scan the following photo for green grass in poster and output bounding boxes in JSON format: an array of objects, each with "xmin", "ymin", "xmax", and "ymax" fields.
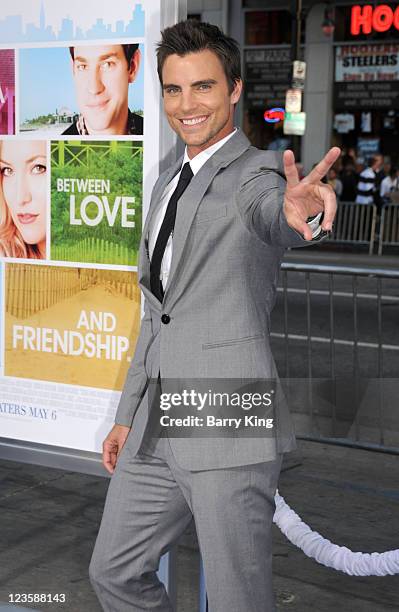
[{"xmin": 51, "ymin": 141, "xmax": 142, "ymax": 265}]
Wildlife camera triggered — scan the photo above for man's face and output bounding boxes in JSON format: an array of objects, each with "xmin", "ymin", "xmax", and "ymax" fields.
[
  {"xmin": 72, "ymin": 45, "xmax": 140, "ymax": 134},
  {"xmin": 373, "ymin": 154, "xmax": 384, "ymax": 171},
  {"xmin": 161, "ymin": 50, "xmax": 242, "ymax": 156}
]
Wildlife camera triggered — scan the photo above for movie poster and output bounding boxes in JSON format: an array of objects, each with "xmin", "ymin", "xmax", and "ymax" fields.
[
  {"xmin": 0, "ymin": 260, "xmax": 3, "ymax": 373},
  {"xmin": 51, "ymin": 141, "xmax": 142, "ymax": 265},
  {"xmin": 4, "ymin": 264, "xmax": 140, "ymax": 389},
  {"xmin": 0, "ymin": 139, "xmax": 48, "ymax": 259},
  {"xmin": 0, "ymin": 49, "xmax": 14, "ymax": 135},
  {"xmin": 0, "ymin": 0, "xmax": 162, "ymax": 452},
  {"xmin": 19, "ymin": 43, "xmax": 144, "ymax": 137}
]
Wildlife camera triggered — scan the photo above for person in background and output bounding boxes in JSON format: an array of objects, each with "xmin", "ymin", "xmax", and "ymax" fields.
[
  {"xmin": 355, "ymin": 154, "xmax": 384, "ymax": 208},
  {"xmin": 355, "ymin": 157, "xmax": 365, "ymax": 175},
  {"xmin": 374, "ymin": 154, "xmax": 386, "ymax": 210},
  {"xmin": 327, "ymin": 167, "xmax": 343, "ymax": 200},
  {"xmin": 340, "ymin": 160, "xmax": 358, "ymax": 202},
  {"xmin": 382, "ymin": 159, "xmax": 392, "ymax": 180},
  {"xmin": 380, "ymin": 166, "xmax": 399, "ymax": 204},
  {"xmin": 0, "ymin": 140, "xmax": 47, "ymax": 258},
  {"xmin": 341, "ymin": 147, "xmax": 357, "ymax": 169}
]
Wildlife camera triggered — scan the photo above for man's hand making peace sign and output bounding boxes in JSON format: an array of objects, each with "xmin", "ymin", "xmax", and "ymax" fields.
[{"xmin": 283, "ymin": 147, "xmax": 341, "ymax": 241}]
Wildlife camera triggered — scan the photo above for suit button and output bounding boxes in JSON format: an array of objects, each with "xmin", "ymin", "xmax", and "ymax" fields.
[{"xmin": 161, "ymin": 314, "xmax": 170, "ymax": 324}]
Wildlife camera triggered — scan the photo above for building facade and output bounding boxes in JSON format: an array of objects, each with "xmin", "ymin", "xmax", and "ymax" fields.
[{"xmin": 188, "ymin": 0, "xmax": 399, "ymax": 171}]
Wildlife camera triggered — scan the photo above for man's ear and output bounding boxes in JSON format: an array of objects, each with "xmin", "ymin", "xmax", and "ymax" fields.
[
  {"xmin": 230, "ymin": 79, "xmax": 242, "ymax": 105},
  {"xmin": 128, "ymin": 49, "xmax": 141, "ymax": 83}
]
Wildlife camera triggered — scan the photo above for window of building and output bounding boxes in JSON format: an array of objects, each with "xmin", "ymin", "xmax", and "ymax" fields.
[{"xmin": 245, "ymin": 10, "xmax": 305, "ymax": 46}]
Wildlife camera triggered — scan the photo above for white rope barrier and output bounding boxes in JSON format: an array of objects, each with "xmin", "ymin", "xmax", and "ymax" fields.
[{"xmin": 273, "ymin": 491, "xmax": 399, "ymax": 576}]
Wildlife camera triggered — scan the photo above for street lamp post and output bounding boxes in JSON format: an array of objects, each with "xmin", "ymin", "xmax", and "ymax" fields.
[
  {"xmin": 290, "ymin": 0, "xmax": 303, "ymax": 160},
  {"xmin": 291, "ymin": 0, "xmax": 303, "ymax": 61}
]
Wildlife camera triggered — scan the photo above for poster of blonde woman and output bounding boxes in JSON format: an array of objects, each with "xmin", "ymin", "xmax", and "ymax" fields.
[{"xmin": 0, "ymin": 140, "xmax": 47, "ymax": 259}]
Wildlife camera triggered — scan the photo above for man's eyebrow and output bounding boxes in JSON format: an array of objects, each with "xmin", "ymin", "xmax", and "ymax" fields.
[
  {"xmin": 162, "ymin": 83, "xmax": 180, "ymax": 90},
  {"xmin": 162, "ymin": 79, "xmax": 217, "ymax": 90},
  {"xmin": 191, "ymin": 79, "xmax": 217, "ymax": 86},
  {"xmin": 74, "ymin": 53, "xmax": 119, "ymax": 63}
]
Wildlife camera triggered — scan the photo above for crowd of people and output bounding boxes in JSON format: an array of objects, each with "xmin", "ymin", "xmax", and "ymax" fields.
[{"xmin": 326, "ymin": 149, "xmax": 399, "ymax": 210}]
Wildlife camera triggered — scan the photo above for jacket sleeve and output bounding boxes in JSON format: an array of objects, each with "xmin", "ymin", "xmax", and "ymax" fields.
[
  {"xmin": 236, "ymin": 152, "xmax": 310, "ymax": 248},
  {"xmin": 114, "ymin": 298, "xmax": 153, "ymax": 427}
]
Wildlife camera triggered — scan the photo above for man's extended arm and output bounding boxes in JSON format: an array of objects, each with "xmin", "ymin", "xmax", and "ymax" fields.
[
  {"xmin": 236, "ymin": 164, "xmax": 308, "ymax": 247},
  {"xmin": 236, "ymin": 148, "xmax": 339, "ymax": 246}
]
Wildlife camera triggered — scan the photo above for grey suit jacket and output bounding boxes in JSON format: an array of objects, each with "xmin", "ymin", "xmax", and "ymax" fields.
[{"xmin": 115, "ymin": 129, "xmax": 308, "ymax": 470}]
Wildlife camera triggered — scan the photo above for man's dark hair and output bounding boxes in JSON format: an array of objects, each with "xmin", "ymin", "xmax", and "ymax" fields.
[
  {"xmin": 69, "ymin": 44, "xmax": 139, "ymax": 67},
  {"xmin": 369, "ymin": 154, "xmax": 382, "ymax": 167},
  {"xmin": 156, "ymin": 20, "xmax": 241, "ymax": 93}
]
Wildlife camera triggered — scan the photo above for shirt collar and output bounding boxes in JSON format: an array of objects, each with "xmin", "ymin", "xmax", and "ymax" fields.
[{"xmin": 182, "ymin": 128, "xmax": 238, "ymax": 176}]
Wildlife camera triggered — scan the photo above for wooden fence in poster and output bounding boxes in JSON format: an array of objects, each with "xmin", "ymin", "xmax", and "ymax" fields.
[
  {"xmin": 51, "ymin": 141, "xmax": 143, "ymax": 169},
  {"xmin": 52, "ymin": 237, "xmax": 137, "ymax": 266},
  {"xmin": 6, "ymin": 264, "xmax": 139, "ymax": 319}
]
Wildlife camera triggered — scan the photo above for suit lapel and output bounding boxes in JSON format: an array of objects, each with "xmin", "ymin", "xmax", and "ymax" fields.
[
  {"xmin": 143, "ymin": 157, "xmax": 183, "ymax": 243},
  {"xmin": 139, "ymin": 129, "xmax": 251, "ymax": 310},
  {"xmin": 164, "ymin": 129, "xmax": 251, "ymax": 308},
  {"xmin": 138, "ymin": 157, "xmax": 184, "ymax": 308}
]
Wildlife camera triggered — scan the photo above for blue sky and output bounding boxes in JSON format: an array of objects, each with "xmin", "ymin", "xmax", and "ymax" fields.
[{"xmin": 19, "ymin": 44, "xmax": 144, "ymax": 122}]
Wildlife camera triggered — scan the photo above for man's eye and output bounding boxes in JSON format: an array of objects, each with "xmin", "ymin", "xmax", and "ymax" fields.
[
  {"xmin": 32, "ymin": 164, "xmax": 46, "ymax": 175},
  {"xmin": 166, "ymin": 87, "xmax": 179, "ymax": 95},
  {"xmin": 0, "ymin": 166, "xmax": 13, "ymax": 177},
  {"xmin": 198, "ymin": 84, "xmax": 211, "ymax": 90},
  {"xmin": 101, "ymin": 61, "xmax": 114, "ymax": 71},
  {"xmin": 76, "ymin": 64, "xmax": 87, "ymax": 71}
]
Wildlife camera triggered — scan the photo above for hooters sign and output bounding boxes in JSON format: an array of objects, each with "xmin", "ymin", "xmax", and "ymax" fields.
[{"xmin": 351, "ymin": 5, "xmax": 399, "ymax": 35}]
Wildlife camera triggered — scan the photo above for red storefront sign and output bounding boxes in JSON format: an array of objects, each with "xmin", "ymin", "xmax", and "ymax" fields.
[{"xmin": 351, "ymin": 5, "xmax": 399, "ymax": 35}]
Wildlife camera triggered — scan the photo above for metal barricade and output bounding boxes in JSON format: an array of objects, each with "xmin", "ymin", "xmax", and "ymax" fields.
[
  {"xmin": 331, "ymin": 201, "xmax": 377, "ymax": 254},
  {"xmin": 378, "ymin": 203, "xmax": 399, "ymax": 255},
  {"xmin": 273, "ymin": 262, "xmax": 399, "ymax": 454},
  {"xmin": 161, "ymin": 262, "xmax": 399, "ymax": 610}
]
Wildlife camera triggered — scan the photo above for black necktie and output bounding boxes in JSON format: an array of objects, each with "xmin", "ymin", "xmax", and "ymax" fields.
[{"xmin": 150, "ymin": 162, "xmax": 193, "ymax": 301}]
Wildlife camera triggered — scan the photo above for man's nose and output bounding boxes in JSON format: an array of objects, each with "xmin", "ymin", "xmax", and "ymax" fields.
[
  {"xmin": 87, "ymin": 67, "xmax": 105, "ymax": 95},
  {"xmin": 179, "ymin": 90, "xmax": 197, "ymax": 114}
]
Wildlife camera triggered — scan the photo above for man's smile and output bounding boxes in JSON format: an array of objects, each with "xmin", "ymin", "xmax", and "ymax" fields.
[
  {"xmin": 179, "ymin": 115, "xmax": 209, "ymax": 127},
  {"xmin": 85, "ymin": 100, "xmax": 110, "ymax": 110}
]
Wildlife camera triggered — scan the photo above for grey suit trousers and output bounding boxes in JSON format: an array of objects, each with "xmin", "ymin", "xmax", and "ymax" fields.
[{"xmin": 89, "ymin": 433, "xmax": 282, "ymax": 612}]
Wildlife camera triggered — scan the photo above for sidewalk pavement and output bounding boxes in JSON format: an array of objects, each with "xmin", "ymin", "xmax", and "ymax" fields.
[{"xmin": 1, "ymin": 439, "xmax": 398, "ymax": 612}]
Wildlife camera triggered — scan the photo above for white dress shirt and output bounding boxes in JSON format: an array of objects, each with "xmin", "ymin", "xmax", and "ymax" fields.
[
  {"xmin": 148, "ymin": 128, "xmax": 237, "ymax": 290},
  {"xmin": 148, "ymin": 128, "xmax": 321, "ymax": 289}
]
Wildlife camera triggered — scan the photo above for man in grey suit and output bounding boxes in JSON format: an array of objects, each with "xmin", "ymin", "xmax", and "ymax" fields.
[{"xmin": 89, "ymin": 20, "xmax": 339, "ymax": 611}]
